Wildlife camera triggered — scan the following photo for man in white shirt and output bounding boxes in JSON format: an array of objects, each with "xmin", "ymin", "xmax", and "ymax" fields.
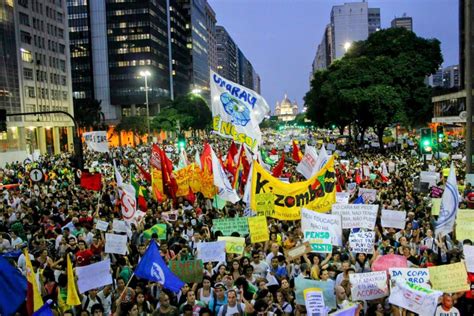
[
  {"xmin": 250, "ymin": 251, "xmax": 269, "ymax": 279},
  {"xmin": 434, "ymin": 294, "xmax": 460, "ymax": 316}
]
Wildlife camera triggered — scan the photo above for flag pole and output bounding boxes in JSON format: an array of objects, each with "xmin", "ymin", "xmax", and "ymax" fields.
[{"xmin": 118, "ymin": 273, "xmax": 135, "ymax": 300}]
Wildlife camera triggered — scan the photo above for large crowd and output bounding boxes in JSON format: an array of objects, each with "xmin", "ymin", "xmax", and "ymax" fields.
[{"xmin": 0, "ymin": 131, "xmax": 473, "ymax": 316}]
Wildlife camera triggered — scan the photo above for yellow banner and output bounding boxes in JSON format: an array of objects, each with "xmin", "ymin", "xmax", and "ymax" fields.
[
  {"xmin": 250, "ymin": 156, "xmax": 336, "ymax": 220},
  {"xmin": 248, "ymin": 216, "xmax": 269, "ymax": 243},
  {"xmin": 428, "ymin": 262, "xmax": 470, "ymax": 293},
  {"xmin": 456, "ymin": 209, "xmax": 474, "ymax": 240},
  {"xmin": 218, "ymin": 236, "xmax": 245, "ymax": 254},
  {"xmin": 431, "ymin": 198, "xmax": 441, "ymax": 216}
]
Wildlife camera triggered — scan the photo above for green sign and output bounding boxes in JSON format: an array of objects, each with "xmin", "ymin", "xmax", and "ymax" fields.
[
  {"xmin": 169, "ymin": 259, "xmax": 203, "ymax": 283},
  {"xmin": 143, "ymin": 223, "xmax": 167, "ymax": 240},
  {"xmin": 304, "ymin": 231, "xmax": 332, "ymax": 253},
  {"xmin": 212, "ymin": 217, "xmax": 249, "ymax": 236}
]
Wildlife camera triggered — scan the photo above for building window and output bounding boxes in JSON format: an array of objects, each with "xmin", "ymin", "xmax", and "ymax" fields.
[
  {"xmin": 21, "ymin": 49, "xmax": 33, "ymax": 63},
  {"xmin": 62, "ymin": 91, "xmax": 68, "ymax": 100},
  {"xmin": 26, "ymin": 87, "xmax": 35, "ymax": 98},
  {"xmin": 23, "ymin": 68, "xmax": 33, "ymax": 80},
  {"xmin": 19, "ymin": 12, "xmax": 30, "ymax": 26},
  {"xmin": 20, "ymin": 31, "xmax": 32, "ymax": 45},
  {"xmin": 19, "ymin": 0, "xmax": 28, "ymax": 8}
]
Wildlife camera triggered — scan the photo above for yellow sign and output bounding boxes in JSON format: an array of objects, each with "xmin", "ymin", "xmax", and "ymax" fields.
[
  {"xmin": 218, "ymin": 236, "xmax": 245, "ymax": 254},
  {"xmin": 431, "ymin": 198, "xmax": 441, "ymax": 216},
  {"xmin": 248, "ymin": 216, "xmax": 269, "ymax": 243},
  {"xmin": 428, "ymin": 262, "xmax": 470, "ymax": 293},
  {"xmin": 255, "ymin": 193, "xmax": 275, "ymax": 217},
  {"xmin": 250, "ymin": 156, "xmax": 336, "ymax": 220},
  {"xmin": 456, "ymin": 209, "xmax": 474, "ymax": 241}
]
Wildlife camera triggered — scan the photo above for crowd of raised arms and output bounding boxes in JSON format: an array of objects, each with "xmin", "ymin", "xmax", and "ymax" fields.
[{"xmin": 0, "ymin": 133, "xmax": 473, "ymax": 316}]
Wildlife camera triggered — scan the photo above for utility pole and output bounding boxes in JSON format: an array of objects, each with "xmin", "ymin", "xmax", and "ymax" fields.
[
  {"xmin": 466, "ymin": 0, "xmax": 473, "ymax": 173},
  {"xmin": 166, "ymin": 0, "xmax": 174, "ymax": 101}
]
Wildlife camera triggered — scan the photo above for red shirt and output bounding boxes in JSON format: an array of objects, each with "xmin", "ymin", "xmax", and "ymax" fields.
[
  {"xmin": 466, "ymin": 273, "xmax": 474, "ymax": 299},
  {"xmin": 75, "ymin": 249, "xmax": 94, "ymax": 266}
]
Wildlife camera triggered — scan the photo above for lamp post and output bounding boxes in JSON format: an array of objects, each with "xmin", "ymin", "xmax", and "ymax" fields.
[{"xmin": 139, "ymin": 70, "xmax": 151, "ymax": 142}]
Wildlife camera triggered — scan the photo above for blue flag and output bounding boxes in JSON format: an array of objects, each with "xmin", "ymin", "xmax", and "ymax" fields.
[
  {"xmin": 0, "ymin": 256, "xmax": 27, "ymax": 316},
  {"xmin": 134, "ymin": 241, "xmax": 184, "ymax": 292},
  {"xmin": 33, "ymin": 300, "xmax": 54, "ymax": 316},
  {"xmin": 353, "ymin": 195, "xmax": 364, "ymax": 204}
]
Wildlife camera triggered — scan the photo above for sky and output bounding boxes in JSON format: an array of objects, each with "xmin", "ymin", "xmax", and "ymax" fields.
[{"xmin": 208, "ymin": 0, "xmax": 459, "ymax": 112}]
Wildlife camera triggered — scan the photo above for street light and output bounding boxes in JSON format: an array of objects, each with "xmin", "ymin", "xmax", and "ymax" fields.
[
  {"xmin": 191, "ymin": 88, "xmax": 202, "ymax": 95},
  {"xmin": 344, "ymin": 42, "xmax": 352, "ymax": 52},
  {"xmin": 139, "ymin": 70, "xmax": 151, "ymax": 142}
]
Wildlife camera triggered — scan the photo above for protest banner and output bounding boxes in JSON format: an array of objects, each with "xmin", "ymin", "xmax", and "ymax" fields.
[
  {"xmin": 196, "ymin": 241, "xmax": 226, "ymax": 263},
  {"xmin": 388, "ymin": 268, "xmax": 430, "ymax": 288},
  {"xmin": 381, "ymin": 209, "xmax": 406, "ymax": 230},
  {"xmin": 349, "ymin": 271, "xmax": 388, "ymax": 301},
  {"xmin": 431, "ymin": 198, "xmax": 441, "ymax": 216},
  {"xmin": 358, "ymin": 188, "xmax": 377, "ymax": 203},
  {"xmin": 250, "ymin": 156, "xmax": 336, "ymax": 220},
  {"xmin": 168, "ymin": 260, "xmax": 203, "ymax": 283},
  {"xmin": 218, "ymin": 236, "xmax": 245, "ymax": 254},
  {"xmin": 296, "ymin": 145, "xmax": 318, "ymax": 179},
  {"xmin": 464, "ymin": 245, "xmax": 474, "ymax": 273},
  {"xmin": 83, "ymin": 131, "xmax": 109, "ymax": 153},
  {"xmin": 331, "ymin": 204, "xmax": 378, "ymax": 230},
  {"xmin": 112, "ymin": 219, "xmax": 128, "ymax": 233},
  {"xmin": 431, "ymin": 186, "xmax": 443, "ymax": 198},
  {"xmin": 349, "ymin": 231, "xmax": 375, "ymax": 254},
  {"xmin": 161, "ymin": 210, "xmax": 178, "ymax": 222},
  {"xmin": 248, "ymin": 216, "xmax": 269, "ymax": 243},
  {"xmin": 330, "ymin": 305, "xmax": 358, "ymax": 316},
  {"xmin": 456, "ymin": 209, "xmax": 474, "ymax": 241},
  {"xmin": 105, "ymin": 233, "xmax": 128, "ymax": 255},
  {"xmin": 336, "ymin": 192, "xmax": 350, "ymax": 204},
  {"xmin": 295, "ymin": 276, "xmax": 336, "ymax": 309},
  {"xmin": 212, "ymin": 217, "xmax": 249, "ymax": 236},
  {"xmin": 372, "ymin": 254, "xmax": 408, "ymax": 272},
  {"xmin": 95, "ymin": 220, "xmax": 109, "ymax": 232},
  {"xmin": 304, "ymin": 288, "xmax": 326, "ymax": 315},
  {"xmin": 428, "ymin": 262, "xmax": 470, "ymax": 293},
  {"xmin": 76, "ymin": 259, "xmax": 113, "ymax": 294},
  {"xmin": 301, "ymin": 208, "xmax": 342, "ymax": 246},
  {"xmin": 285, "ymin": 242, "xmax": 312, "ymax": 261},
  {"xmin": 303, "ymin": 231, "xmax": 332, "ymax": 253},
  {"xmin": 254, "ymin": 192, "xmax": 275, "ymax": 217},
  {"xmin": 420, "ymin": 171, "xmax": 439, "ymax": 188},
  {"xmin": 389, "ymin": 278, "xmax": 442, "ymax": 316}
]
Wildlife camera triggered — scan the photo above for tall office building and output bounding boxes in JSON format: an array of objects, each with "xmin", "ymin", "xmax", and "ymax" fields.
[
  {"xmin": 391, "ymin": 15, "xmax": 413, "ymax": 31},
  {"xmin": 368, "ymin": 8, "xmax": 381, "ymax": 34},
  {"xmin": 216, "ymin": 26, "xmax": 238, "ymax": 82},
  {"xmin": 205, "ymin": 2, "xmax": 217, "ymax": 72},
  {"xmin": 443, "ymin": 65, "xmax": 461, "ymax": 88},
  {"xmin": 1, "ymin": 0, "xmax": 74, "ymax": 164},
  {"xmin": 460, "ymin": 0, "xmax": 474, "ymax": 89}
]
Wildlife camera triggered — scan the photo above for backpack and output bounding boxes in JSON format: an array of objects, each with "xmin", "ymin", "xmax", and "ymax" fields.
[{"xmin": 221, "ymin": 303, "xmax": 243, "ymax": 315}]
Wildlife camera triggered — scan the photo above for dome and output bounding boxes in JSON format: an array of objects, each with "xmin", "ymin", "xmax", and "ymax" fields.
[{"xmin": 281, "ymin": 94, "xmax": 292, "ymax": 106}]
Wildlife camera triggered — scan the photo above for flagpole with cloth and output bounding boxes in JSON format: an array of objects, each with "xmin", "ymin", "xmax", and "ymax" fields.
[{"xmin": 435, "ymin": 162, "xmax": 460, "ymax": 237}]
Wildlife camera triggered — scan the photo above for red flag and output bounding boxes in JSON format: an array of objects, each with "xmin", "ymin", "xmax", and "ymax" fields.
[
  {"xmin": 186, "ymin": 186, "xmax": 196, "ymax": 204},
  {"xmin": 201, "ymin": 143, "xmax": 213, "ymax": 175},
  {"xmin": 137, "ymin": 164, "xmax": 151, "ymax": 183},
  {"xmin": 292, "ymin": 141, "xmax": 303, "ymax": 163},
  {"xmin": 223, "ymin": 142, "xmax": 238, "ymax": 176},
  {"xmin": 270, "ymin": 148, "xmax": 277, "ymax": 155},
  {"xmin": 80, "ymin": 171, "xmax": 102, "ymax": 191},
  {"xmin": 355, "ymin": 169, "xmax": 362, "ymax": 185},
  {"xmin": 272, "ymin": 152, "xmax": 286, "ymax": 177},
  {"xmin": 152, "ymin": 144, "xmax": 178, "ymax": 200}
]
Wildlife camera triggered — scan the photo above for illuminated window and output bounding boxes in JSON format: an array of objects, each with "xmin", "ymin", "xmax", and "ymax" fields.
[{"xmin": 21, "ymin": 49, "xmax": 33, "ymax": 63}]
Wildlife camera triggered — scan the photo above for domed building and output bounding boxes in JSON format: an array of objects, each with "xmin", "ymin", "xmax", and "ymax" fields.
[{"xmin": 275, "ymin": 94, "xmax": 299, "ymax": 121}]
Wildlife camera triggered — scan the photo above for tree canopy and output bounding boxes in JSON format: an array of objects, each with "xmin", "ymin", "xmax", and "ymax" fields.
[{"xmin": 73, "ymin": 98, "xmax": 105, "ymax": 130}]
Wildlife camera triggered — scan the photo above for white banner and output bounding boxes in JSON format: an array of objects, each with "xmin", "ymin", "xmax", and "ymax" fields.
[
  {"xmin": 83, "ymin": 131, "xmax": 109, "ymax": 153},
  {"xmin": 464, "ymin": 245, "xmax": 474, "ymax": 273},
  {"xmin": 381, "ymin": 209, "xmax": 406, "ymax": 230},
  {"xmin": 105, "ymin": 233, "xmax": 128, "ymax": 255},
  {"xmin": 95, "ymin": 220, "xmax": 109, "ymax": 232},
  {"xmin": 350, "ymin": 271, "xmax": 388, "ymax": 301},
  {"xmin": 331, "ymin": 204, "xmax": 378, "ymax": 230},
  {"xmin": 349, "ymin": 231, "xmax": 375, "ymax": 254},
  {"xmin": 112, "ymin": 219, "xmax": 128, "ymax": 233},
  {"xmin": 388, "ymin": 268, "xmax": 430, "ymax": 288},
  {"xmin": 336, "ymin": 192, "xmax": 350, "ymax": 204},
  {"xmin": 76, "ymin": 259, "xmax": 113, "ymax": 294},
  {"xmin": 296, "ymin": 145, "xmax": 318, "ymax": 179},
  {"xmin": 210, "ymin": 70, "xmax": 269, "ymax": 150},
  {"xmin": 304, "ymin": 288, "xmax": 326, "ymax": 315},
  {"xmin": 301, "ymin": 208, "xmax": 342, "ymax": 246},
  {"xmin": 211, "ymin": 146, "xmax": 240, "ymax": 203},
  {"xmin": 196, "ymin": 241, "xmax": 226, "ymax": 263},
  {"xmin": 389, "ymin": 278, "xmax": 442, "ymax": 316}
]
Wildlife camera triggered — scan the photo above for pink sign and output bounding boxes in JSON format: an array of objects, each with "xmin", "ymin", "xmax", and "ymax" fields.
[{"xmin": 371, "ymin": 254, "xmax": 408, "ymax": 272}]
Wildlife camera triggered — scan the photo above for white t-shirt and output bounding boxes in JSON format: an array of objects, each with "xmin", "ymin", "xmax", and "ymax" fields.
[
  {"xmin": 434, "ymin": 305, "xmax": 460, "ymax": 316},
  {"xmin": 217, "ymin": 303, "xmax": 245, "ymax": 316}
]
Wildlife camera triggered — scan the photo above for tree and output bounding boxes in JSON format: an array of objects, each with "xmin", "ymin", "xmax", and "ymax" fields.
[
  {"xmin": 73, "ymin": 98, "xmax": 105, "ymax": 129},
  {"xmin": 115, "ymin": 116, "xmax": 148, "ymax": 145}
]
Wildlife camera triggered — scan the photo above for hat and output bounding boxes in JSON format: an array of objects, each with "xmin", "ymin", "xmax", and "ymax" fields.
[{"xmin": 214, "ymin": 282, "xmax": 225, "ymax": 289}]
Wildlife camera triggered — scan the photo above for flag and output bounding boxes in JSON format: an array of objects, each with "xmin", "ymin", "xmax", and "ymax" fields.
[
  {"xmin": 131, "ymin": 172, "xmax": 148, "ymax": 212},
  {"xmin": 186, "ymin": 187, "xmax": 196, "ymax": 204},
  {"xmin": 158, "ymin": 145, "xmax": 178, "ymax": 200},
  {"xmin": 355, "ymin": 169, "xmax": 362, "ymax": 185},
  {"xmin": 32, "ymin": 300, "xmax": 54, "ymax": 316},
  {"xmin": 80, "ymin": 170, "xmax": 102, "ymax": 191},
  {"xmin": 195, "ymin": 148, "xmax": 202, "ymax": 169},
  {"xmin": 353, "ymin": 195, "xmax": 364, "ymax": 204},
  {"xmin": 0, "ymin": 256, "xmax": 27, "ymax": 316},
  {"xmin": 272, "ymin": 152, "xmax": 285, "ymax": 177},
  {"xmin": 314, "ymin": 145, "xmax": 329, "ymax": 172},
  {"xmin": 114, "ymin": 160, "xmax": 123, "ymax": 187},
  {"xmin": 134, "ymin": 241, "xmax": 185, "ymax": 292},
  {"xmin": 25, "ymin": 249, "xmax": 43, "ymax": 315},
  {"xmin": 211, "ymin": 145, "xmax": 240, "ymax": 203},
  {"xmin": 296, "ymin": 144, "xmax": 318, "ymax": 179},
  {"xmin": 223, "ymin": 141, "xmax": 239, "ymax": 176},
  {"xmin": 233, "ymin": 145, "xmax": 251, "ymax": 193},
  {"xmin": 292, "ymin": 140, "xmax": 303, "ymax": 162},
  {"xmin": 66, "ymin": 255, "xmax": 81, "ymax": 306},
  {"xmin": 435, "ymin": 163, "xmax": 459, "ymax": 237},
  {"xmin": 177, "ymin": 148, "xmax": 189, "ymax": 170},
  {"xmin": 137, "ymin": 164, "xmax": 151, "ymax": 183}
]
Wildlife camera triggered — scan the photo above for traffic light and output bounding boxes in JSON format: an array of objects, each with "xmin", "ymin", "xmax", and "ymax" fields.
[
  {"xmin": 178, "ymin": 134, "xmax": 186, "ymax": 149},
  {"xmin": 436, "ymin": 125, "xmax": 445, "ymax": 142},
  {"xmin": 0, "ymin": 109, "xmax": 6, "ymax": 132},
  {"xmin": 420, "ymin": 128, "xmax": 432, "ymax": 154}
]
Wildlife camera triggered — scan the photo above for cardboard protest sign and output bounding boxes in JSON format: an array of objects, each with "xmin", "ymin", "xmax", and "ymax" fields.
[
  {"xmin": 349, "ymin": 231, "xmax": 375, "ymax": 254},
  {"xmin": 218, "ymin": 236, "xmax": 245, "ymax": 254},
  {"xmin": 431, "ymin": 186, "xmax": 443, "ymax": 198},
  {"xmin": 285, "ymin": 242, "xmax": 312, "ymax": 261},
  {"xmin": 428, "ymin": 262, "xmax": 470, "ymax": 293},
  {"xmin": 389, "ymin": 278, "xmax": 442, "ymax": 316},
  {"xmin": 105, "ymin": 233, "xmax": 128, "ymax": 255},
  {"xmin": 76, "ymin": 259, "xmax": 113, "ymax": 294},
  {"xmin": 336, "ymin": 192, "xmax": 350, "ymax": 204},
  {"xmin": 248, "ymin": 216, "xmax": 269, "ymax": 243},
  {"xmin": 420, "ymin": 171, "xmax": 440, "ymax": 188},
  {"xmin": 431, "ymin": 198, "xmax": 441, "ymax": 216},
  {"xmin": 464, "ymin": 245, "xmax": 474, "ymax": 273},
  {"xmin": 196, "ymin": 241, "xmax": 226, "ymax": 263},
  {"xmin": 349, "ymin": 271, "xmax": 388, "ymax": 301},
  {"xmin": 169, "ymin": 260, "xmax": 203, "ymax": 283},
  {"xmin": 112, "ymin": 219, "xmax": 128, "ymax": 233},
  {"xmin": 301, "ymin": 208, "xmax": 342, "ymax": 246},
  {"xmin": 95, "ymin": 220, "xmax": 109, "ymax": 232},
  {"xmin": 212, "ymin": 217, "xmax": 249, "ymax": 236},
  {"xmin": 331, "ymin": 204, "xmax": 378, "ymax": 230},
  {"xmin": 254, "ymin": 193, "xmax": 275, "ymax": 217},
  {"xmin": 389, "ymin": 268, "xmax": 430, "ymax": 288},
  {"xmin": 161, "ymin": 210, "xmax": 178, "ymax": 221},
  {"xmin": 295, "ymin": 276, "xmax": 336, "ymax": 309},
  {"xmin": 381, "ymin": 209, "xmax": 406, "ymax": 230},
  {"xmin": 304, "ymin": 288, "xmax": 326, "ymax": 315},
  {"xmin": 456, "ymin": 209, "xmax": 474, "ymax": 241},
  {"xmin": 303, "ymin": 231, "xmax": 332, "ymax": 253},
  {"xmin": 358, "ymin": 188, "xmax": 377, "ymax": 203}
]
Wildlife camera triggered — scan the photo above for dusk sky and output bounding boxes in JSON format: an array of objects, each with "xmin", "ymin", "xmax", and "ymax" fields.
[{"xmin": 208, "ymin": 0, "xmax": 459, "ymax": 113}]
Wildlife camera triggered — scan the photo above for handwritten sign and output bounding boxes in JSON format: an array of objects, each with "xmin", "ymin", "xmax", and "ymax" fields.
[
  {"xmin": 331, "ymin": 204, "xmax": 378, "ymax": 230},
  {"xmin": 304, "ymin": 288, "xmax": 326, "ymax": 315},
  {"xmin": 105, "ymin": 233, "xmax": 127, "ymax": 255},
  {"xmin": 301, "ymin": 208, "xmax": 342, "ymax": 246},
  {"xmin": 456, "ymin": 209, "xmax": 474, "ymax": 241},
  {"xmin": 95, "ymin": 220, "xmax": 109, "ymax": 232},
  {"xmin": 389, "ymin": 268, "xmax": 430, "ymax": 288},
  {"xmin": 248, "ymin": 216, "xmax": 269, "ymax": 243},
  {"xmin": 196, "ymin": 241, "xmax": 226, "ymax": 263},
  {"xmin": 431, "ymin": 186, "xmax": 443, "ymax": 198},
  {"xmin": 285, "ymin": 242, "xmax": 312, "ymax": 261},
  {"xmin": 431, "ymin": 198, "xmax": 441, "ymax": 216},
  {"xmin": 358, "ymin": 188, "xmax": 377, "ymax": 203},
  {"xmin": 295, "ymin": 277, "xmax": 336, "ymax": 309},
  {"xmin": 112, "ymin": 219, "xmax": 128, "ymax": 233},
  {"xmin": 428, "ymin": 262, "xmax": 470, "ymax": 293},
  {"xmin": 255, "ymin": 193, "xmax": 275, "ymax": 217},
  {"xmin": 381, "ymin": 209, "xmax": 406, "ymax": 230},
  {"xmin": 304, "ymin": 231, "xmax": 332, "ymax": 253},
  {"xmin": 350, "ymin": 271, "xmax": 388, "ymax": 301},
  {"xmin": 212, "ymin": 217, "xmax": 249, "ymax": 236},
  {"xmin": 372, "ymin": 254, "xmax": 408, "ymax": 272},
  {"xmin": 161, "ymin": 210, "xmax": 178, "ymax": 221},
  {"xmin": 218, "ymin": 236, "xmax": 245, "ymax": 255},
  {"xmin": 349, "ymin": 231, "xmax": 375, "ymax": 254},
  {"xmin": 168, "ymin": 260, "xmax": 203, "ymax": 283},
  {"xmin": 389, "ymin": 278, "xmax": 442, "ymax": 316}
]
